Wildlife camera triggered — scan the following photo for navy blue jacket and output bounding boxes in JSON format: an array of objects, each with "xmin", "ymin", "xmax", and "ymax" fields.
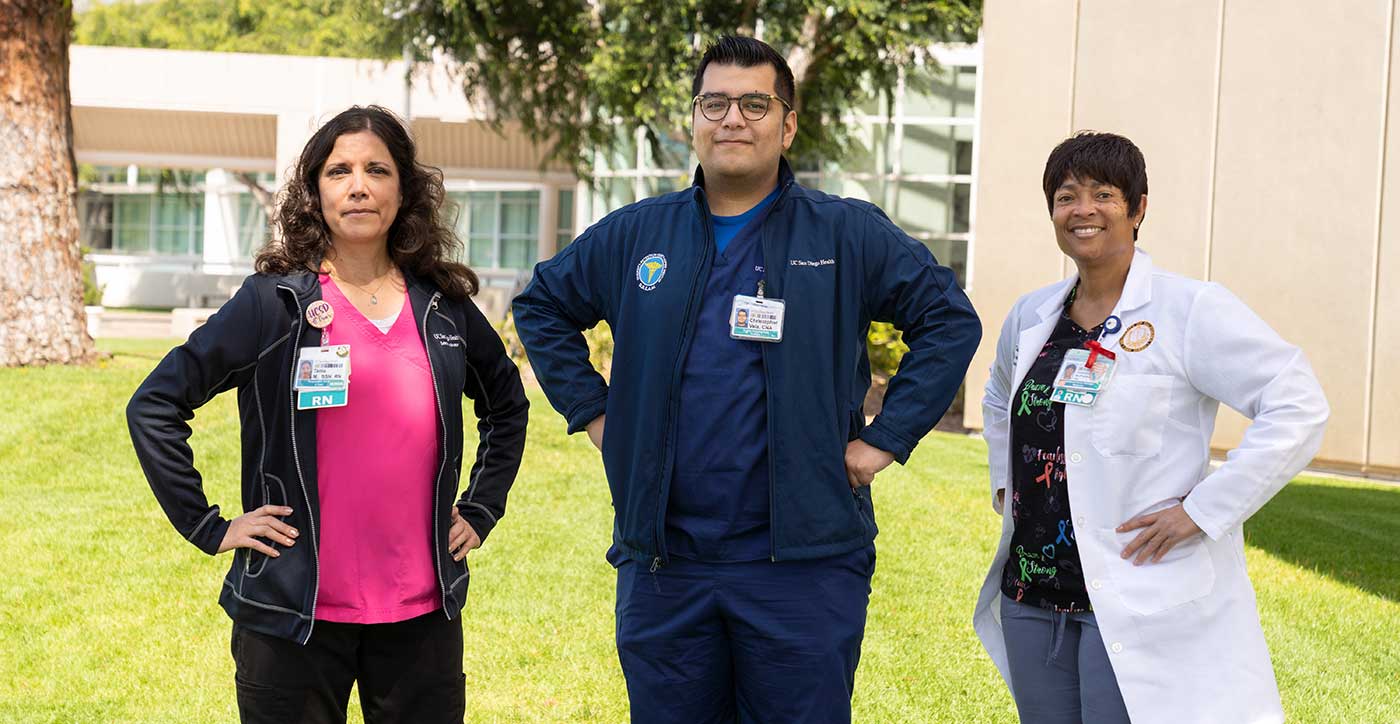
[
  {"xmin": 513, "ymin": 159, "xmax": 981, "ymax": 565},
  {"xmin": 127, "ymin": 270, "xmax": 528, "ymax": 643}
]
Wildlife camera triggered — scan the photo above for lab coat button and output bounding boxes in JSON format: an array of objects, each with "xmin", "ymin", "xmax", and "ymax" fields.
[
  {"xmin": 1111, "ymin": 642, "xmax": 1124, "ymax": 653},
  {"xmin": 1070, "ymin": 452, "xmax": 1083, "ymax": 463},
  {"xmin": 1076, "ymin": 516, "xmax": 1086, "ymax": 526},
  {"xmin": 1091, "ymin": 579, "xmax": 1103, "ymax": 590}
]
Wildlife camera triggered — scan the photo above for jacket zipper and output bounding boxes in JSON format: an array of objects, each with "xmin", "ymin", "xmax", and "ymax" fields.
[
  {"xmin": 421, "ymin": 292, "xmax": 452, "ymax": 615},
  {"xmin": 760, "ymin": 178, "xmax": 796, "ymax": 562},
  {"xmin": 276, "ymin": 284, "xmax": 321, "ymax": 644},
  {"xmin": 650, "ymin": 192, "xmax": 716, "ymax": 570}
]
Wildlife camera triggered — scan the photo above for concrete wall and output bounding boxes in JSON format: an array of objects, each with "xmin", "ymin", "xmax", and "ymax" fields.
[{"xmin": 971, "ymin": 0, "xmax": 1398, "ymax": 476}]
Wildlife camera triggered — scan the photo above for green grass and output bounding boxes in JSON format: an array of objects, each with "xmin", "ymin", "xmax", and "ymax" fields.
[{"xmin": 1, "ymin": 338, "xmax": 1396, "ymax": 723}]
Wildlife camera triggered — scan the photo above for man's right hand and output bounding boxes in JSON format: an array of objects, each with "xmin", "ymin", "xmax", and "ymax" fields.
[
  {"xmin": 217, "ymin": 505, "xmax": 297, "ymax": 556},
  {"xmin": 586, "ymin": 414, "xmax": 606, "ymax": 452}
]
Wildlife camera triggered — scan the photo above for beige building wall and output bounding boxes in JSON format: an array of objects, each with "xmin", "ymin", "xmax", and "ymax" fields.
[{"xmin": 970, "ymin": 0, "xmax": 1399, "ymax": 476}]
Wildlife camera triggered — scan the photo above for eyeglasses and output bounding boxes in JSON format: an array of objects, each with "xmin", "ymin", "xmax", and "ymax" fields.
[{"xmin": 692, "ymin": 92, "xmax": 792, "ymax": 122}]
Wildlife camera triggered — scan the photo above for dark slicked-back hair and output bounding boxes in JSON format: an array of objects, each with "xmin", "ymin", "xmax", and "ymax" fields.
[
  {"xmin": 1043, "ymin": 131, "xmax": 1148, "ymax": 239},
  {"xmin": 256, "ymin": 104, "xmax": 478, "ymax": 299},
  {"xmin": 692, "ymin": 35, "xmax": 796, "ymax": 110}
]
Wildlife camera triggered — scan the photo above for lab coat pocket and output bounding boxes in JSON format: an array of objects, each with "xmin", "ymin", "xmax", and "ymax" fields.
[
  {"xmin": 1091, "ymin": 374, "xmax": 1173, "ymax": 457},
  {"xmin": 1096, "ymin": 527, "xmax": 1215, "ymax": 616}
]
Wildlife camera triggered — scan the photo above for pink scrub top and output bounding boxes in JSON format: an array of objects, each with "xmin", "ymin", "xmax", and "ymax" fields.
[{"xmin": 312, "ymin": 276, "xmax": 441, "ymax": 624}]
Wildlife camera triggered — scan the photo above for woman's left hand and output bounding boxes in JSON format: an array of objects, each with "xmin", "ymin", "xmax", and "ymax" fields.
[
  {"xmin": 449, "ymin": 506, "xmax": 481, "ymax": 562},
  {"xmin": 1117, "ymin": 504, "xmax": 1202, "ymax": 565}
]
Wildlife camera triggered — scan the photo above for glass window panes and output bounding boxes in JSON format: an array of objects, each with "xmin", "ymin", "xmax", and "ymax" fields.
[
  {"xmin": 446, "ymin": 189, "xmax": 542, "ymax": 270},
  {"xmin": 237, "ymin": 195, "xmax": 270, "ymax": 258},
  {"xmin": 901, "ymin": 125, "xmax": 974, "ymax": 177},
  {"xmin": 894, "ymin": 182, "xmax": 954, "ymax": 236},
  {"xmin": 923, "ymin": 238, "xmax": 969, "ymax": 287},
  {"xmin": 643, "ymin": 176, "xmax": 681, "ymax": 197},
  {"xmin": 557, "ymin": 188, "xmax": 575, "ymax": 253},
  {"xmin": 78, "ymin": 192, "xmax": 113, "ymax": 250},
  {"xmin": 114, "ymin": 196, "xmax": 152, "ymax": 253},
  {"xmin": 642, "ymin": 132, "xmax": 691, "ymax": 170}
]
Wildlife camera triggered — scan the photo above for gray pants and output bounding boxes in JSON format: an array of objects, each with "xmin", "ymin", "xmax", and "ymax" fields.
[{"xmin": 999, "ymin": 595, "xmax": 1131, "ymax": 724}]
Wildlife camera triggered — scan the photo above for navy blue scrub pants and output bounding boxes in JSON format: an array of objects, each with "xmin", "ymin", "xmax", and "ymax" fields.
[{"xmin": 615, "ymin": 546, "xmax": 875, "ymax": 724}]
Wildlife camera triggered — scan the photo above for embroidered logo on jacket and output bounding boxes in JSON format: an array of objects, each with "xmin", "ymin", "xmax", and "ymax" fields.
[
  {"xmin": 636, "ymin": 253, "xmax": 667, "ymax": 291},
  {"xmin": 433, "ymin": 333, "xmax": 462, "ymax": 348}
]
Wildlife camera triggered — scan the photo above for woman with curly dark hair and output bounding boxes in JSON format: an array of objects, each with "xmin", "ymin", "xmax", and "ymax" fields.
[{"xmin": 128, "ymin": 105, "xmax": 529, "ymax": 723}]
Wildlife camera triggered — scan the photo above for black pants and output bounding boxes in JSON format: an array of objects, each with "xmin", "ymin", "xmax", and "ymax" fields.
[{"xmin": 230, "ymin": 611, "xmax": 465, "ymax": 724}]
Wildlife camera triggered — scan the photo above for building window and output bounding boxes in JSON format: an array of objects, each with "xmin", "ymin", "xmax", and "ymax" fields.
[
  {"xmin": 556, "ymin": 188, "xmax": 575, "ymax": 252},
  {"xmin": 78, "ymin": 166, "xmax": 206, "ymax": 256},
  {"xmin": 448, "ymin": 190, "xmax": 541, "ymax": 271}
]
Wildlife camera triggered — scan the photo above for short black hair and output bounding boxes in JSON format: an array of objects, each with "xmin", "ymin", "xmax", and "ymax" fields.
[
  {"xmin": 692, "ymin": 35, "xmax": 796, "ymax": 111},
  {"xmin": 1042, "ymin": 131, "xmax": 1148, "ymax": 237}
]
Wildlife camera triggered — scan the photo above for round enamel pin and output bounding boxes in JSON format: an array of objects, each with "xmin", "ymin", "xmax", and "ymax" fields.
[
  {"xmin": 306, "ymin": 300, "xmax": 335, "ymax": 329},
  {"xmin": 1120, "ymin": 321, "xmax": 1155, "ymax": 352}
]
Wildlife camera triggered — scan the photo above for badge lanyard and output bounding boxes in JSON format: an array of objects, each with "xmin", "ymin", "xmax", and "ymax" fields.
[
  {"xmin": 730, "ymin": 279, "xmax": 786, "ymax": 342},
  {"xmin": 1050, "ymin": 314, "xmax": 1121, "ymax": 407}
]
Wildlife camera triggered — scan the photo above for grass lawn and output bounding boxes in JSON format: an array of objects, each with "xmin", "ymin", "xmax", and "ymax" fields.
[{"xmin": 1, "ymin": 338, "xmax": 1397, "ymax": 723}]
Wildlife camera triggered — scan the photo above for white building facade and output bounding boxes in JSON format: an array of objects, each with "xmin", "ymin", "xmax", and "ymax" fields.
[{"xmin": 71, "ymin": 44, "xmax": 981, "ymax": 311}]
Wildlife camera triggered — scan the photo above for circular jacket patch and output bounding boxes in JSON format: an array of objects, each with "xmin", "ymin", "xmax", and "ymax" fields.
[
  {"xmin": 636, "ymin": 253, "xmax": 667, "ymax": 291},
  {"xmin": 1120, "ymin": 320, "xmax": 1155, "ymax": 352}
]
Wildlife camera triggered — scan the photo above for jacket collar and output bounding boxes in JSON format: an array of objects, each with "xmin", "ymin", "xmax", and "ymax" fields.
[
  {"xmin": 1034, "ymin": 248, "xmax": 1155, "ymax": 322},
  {"xmin": 691, "ymin": 156, "xmax": 798, "ymax": 207}
]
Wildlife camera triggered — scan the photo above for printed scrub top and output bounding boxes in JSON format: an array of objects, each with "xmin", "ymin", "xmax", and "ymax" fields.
[{"xmin": 1000, "ymin": 291, "xmax": 1100, "ymax": 612}]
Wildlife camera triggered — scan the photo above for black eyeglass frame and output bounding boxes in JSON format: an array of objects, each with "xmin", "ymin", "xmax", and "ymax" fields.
[{"xmin": 691, "ymin": 92, "xmax": 794, "ymax": 122}]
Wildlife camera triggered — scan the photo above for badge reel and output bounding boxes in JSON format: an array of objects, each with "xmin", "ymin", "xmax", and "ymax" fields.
[
  {"xmin": 295, "ymin": 301, "xmax": 351, "ymax": 410},
  {"xmin": 730, "ymin": 280, "xmax": 785, "ymax": 342},
  {"xmin": 1050, "ymin": 315, "xmax": 1120, "ymax": 407}
]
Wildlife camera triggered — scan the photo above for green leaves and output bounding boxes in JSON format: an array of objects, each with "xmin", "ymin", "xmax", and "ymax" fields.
[{"xmin": 404, "ymin": 0, "xmax": 980, "ymax": 175}]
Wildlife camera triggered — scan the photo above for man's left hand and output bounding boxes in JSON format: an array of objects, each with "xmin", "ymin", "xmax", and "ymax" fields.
[
  {"xmin": 1117, "ymin": 504, "xmax": 1202, "ymax": 565},
  {"xmin": 845, "ymin": 439, "xmax": 895, "ymax": 488}
]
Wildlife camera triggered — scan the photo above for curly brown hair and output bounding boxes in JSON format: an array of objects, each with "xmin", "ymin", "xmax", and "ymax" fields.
[{"xmin": 255, "ymin": 105, "xmax": 479, "ymax": 299}]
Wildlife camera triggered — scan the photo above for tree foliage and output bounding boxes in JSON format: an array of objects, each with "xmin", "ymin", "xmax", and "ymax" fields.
[
  {"xmin": 75, "ymin": 0, "xmax": 401, "ymax": 59},
  {"xmin": 395, "ymin": 0, "xmax": 980, "ymax": 174}
]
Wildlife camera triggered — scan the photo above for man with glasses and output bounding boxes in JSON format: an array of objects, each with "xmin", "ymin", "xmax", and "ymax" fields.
[{"xmin": 514, "ymin": 35, "xmax": 981, "ymax": 722}]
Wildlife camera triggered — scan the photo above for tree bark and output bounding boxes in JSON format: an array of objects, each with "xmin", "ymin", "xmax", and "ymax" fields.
[{"xmin": 0, "ymin": 0, "xmax": 93, "ymax": 366}]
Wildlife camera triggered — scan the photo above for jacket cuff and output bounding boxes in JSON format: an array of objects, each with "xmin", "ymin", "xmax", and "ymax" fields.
[
  {"xmin": 565, "ymin": 394, "xmax": 608, "ymax": 435},
  {"xmin": 190, "ymin": 512, "xmax": 230, "ymax": 556},
  {"xmin": 859, "ymin": 420, "xmax": 915, "ymax": 464},
  {"xmin": 456, "ymin": 502, "xmax": 499, "ymax": 544},
  {"xmin": 1181, "ymin": 495, "xmax": 1225, "ymax": 541}
]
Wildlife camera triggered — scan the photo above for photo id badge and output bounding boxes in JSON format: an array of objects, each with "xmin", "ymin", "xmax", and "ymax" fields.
[
  {"xmin": 295, "ymin": 345, "xmax": 351, "ymax": 409},
  {"xmin": 1050, "ymin": 347, "xmax": 1116, "ymax": 407},
  {"xmin": 730, "ymin": 294, "xmax": 785, "ymax": 342}
]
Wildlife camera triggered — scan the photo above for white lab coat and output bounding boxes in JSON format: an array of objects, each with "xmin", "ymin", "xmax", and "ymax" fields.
[{"xmin": 974, "ymin": 250, "xmax": 1328, "ymax": 724}]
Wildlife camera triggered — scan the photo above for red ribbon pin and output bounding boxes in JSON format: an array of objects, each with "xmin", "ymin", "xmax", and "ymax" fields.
[{"xmin": 1085, "ymin": 340, "xmax": 1116, "ymax": 369}]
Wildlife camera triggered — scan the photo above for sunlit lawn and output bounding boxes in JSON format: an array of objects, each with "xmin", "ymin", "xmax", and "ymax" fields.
[{"xmin": 0, "ymin": 338, "xmax": 1396, "ymax": 722}]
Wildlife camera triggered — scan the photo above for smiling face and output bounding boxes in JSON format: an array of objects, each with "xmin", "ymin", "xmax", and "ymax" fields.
[
  {"xmin": 317, "ymin": 130, "xmax": 401, "ymax": 250},
  {"xmin": 1050, "ymin": 176, "xmax": 1146, "ymax": 268},
  {"xmin": 692, "ymin": 63, "xmax": 797, "ymax": 186}
]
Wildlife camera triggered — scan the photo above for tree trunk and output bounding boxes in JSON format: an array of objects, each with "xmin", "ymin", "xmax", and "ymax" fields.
[{"xmin": 0, "ymin": 1, "xmax": 93, "ymax": 366}]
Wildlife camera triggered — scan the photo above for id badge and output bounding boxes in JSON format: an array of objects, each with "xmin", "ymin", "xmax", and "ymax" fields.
[
  {"xmin": 1050, "ymin": 347, "xmax": 1116, "ymax": 407},
  {"xmin": 295, "ymin": 345, "xmax": 351, "ymax": 409},
  {"xmin": 730, "ymin": 294, "xmax": 785, "ymax": 342}
]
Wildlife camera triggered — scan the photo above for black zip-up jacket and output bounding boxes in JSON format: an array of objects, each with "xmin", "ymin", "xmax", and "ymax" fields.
[{"xmin": 127, "ymin": 270, "xmax": 528, "ymax": 644}]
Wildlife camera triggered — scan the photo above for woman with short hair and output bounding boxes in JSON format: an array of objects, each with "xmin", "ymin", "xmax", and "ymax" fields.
[
  {"xmin": 975, "ymin": 131, "xmax": 1328, "ymax": 724},
  {"xmin": 128, "ymin": 105, "xmax": 528, "ymax": 723}
]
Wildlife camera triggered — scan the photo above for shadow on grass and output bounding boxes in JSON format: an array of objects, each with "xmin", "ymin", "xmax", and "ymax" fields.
[{"xmin": 1245, "ymin": 480, "xmax": 1400, "ymax": 602}]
